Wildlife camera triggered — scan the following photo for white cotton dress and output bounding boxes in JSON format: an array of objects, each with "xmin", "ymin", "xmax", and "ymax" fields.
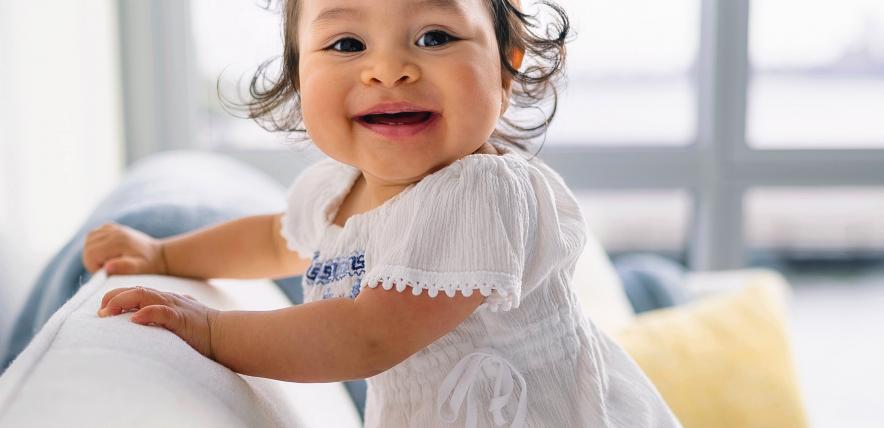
[{"xmin": 280, "ymin": 141, "xmax": 682, "ymax": 428}]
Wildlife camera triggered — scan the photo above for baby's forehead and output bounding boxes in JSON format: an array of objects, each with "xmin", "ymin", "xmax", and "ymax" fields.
[{"xmin": 300, "ymin": 0, "xmax": 484, "ymax": 22}]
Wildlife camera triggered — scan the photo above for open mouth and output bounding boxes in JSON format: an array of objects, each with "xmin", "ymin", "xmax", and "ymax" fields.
[
  {"xmin": 358, "ymin": 111, "xmax": 434, "ymax": 126},
  {"xmin": 355, "ymin": 110, "xmax": 439, "ymax": 139}
]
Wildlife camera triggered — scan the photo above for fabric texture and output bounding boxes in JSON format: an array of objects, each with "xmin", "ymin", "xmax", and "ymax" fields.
[
  {"xmin": 616, "ymin": 279, "xmax": 809, "ymax": 428},
  {"xmin": 280, "ymin": 141, "xmax": 682, "ymax": 427}
]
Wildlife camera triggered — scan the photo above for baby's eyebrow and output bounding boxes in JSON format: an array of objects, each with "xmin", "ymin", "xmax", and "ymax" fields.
[{"xmin": 311, "ymin": 0, "xmax": 465, "ymax": 27}]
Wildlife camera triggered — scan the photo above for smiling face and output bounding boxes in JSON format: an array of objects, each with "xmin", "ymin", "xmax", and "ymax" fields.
[{"xmin": 297, "ymin": 0, "xmax": 507, "ymax": 187}]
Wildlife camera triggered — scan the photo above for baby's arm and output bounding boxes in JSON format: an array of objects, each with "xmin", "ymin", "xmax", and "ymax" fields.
[
  {"xmin": 97, "ymin": 216, "xmax": 482, "ymax": 380},
  {"xmin": 84, "ymin": 214, "xmax": 309, "ymax": 280},
  {"xmin": 210, "ymin": 285, "xmax": 484, "ymax": 382},
  {"xmin": 160, "ymin": 213, "xmax": 310, "ymax": 280}
]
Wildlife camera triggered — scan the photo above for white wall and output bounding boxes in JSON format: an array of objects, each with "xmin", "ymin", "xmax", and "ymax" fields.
[{"xmin": 0, "ymin": 0, "xmax": 124, "ymax": 343}]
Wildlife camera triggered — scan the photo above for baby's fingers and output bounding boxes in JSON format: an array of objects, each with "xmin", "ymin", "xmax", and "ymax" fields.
[
  {"xmin": 100, "ymin": 287, "xmax": 138, "ymax": 309},
  {"xmin": 82, "ymin": 242, "xmax": 121, "ymax": 273},
  {"xmin": 105, "ymin": 256, "xmax": 146, "ymax": 276},
  {"xmin": 131, "ymin": 305, "xmax": 182, "ymax": 332},
  {"xmin": 98, "ymin": 286, "xmax": 167, "ymax": 317}
]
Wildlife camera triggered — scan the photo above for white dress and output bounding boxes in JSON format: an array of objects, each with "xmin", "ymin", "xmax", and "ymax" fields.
[{"xmin": 280, "ymin": 142, "xmax": 681, "ymax": 428}]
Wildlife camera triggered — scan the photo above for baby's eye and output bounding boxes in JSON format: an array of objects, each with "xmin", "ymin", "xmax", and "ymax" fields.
[
  {"xmin": 328, "ymin": 37, "xmax": 365, "ymax": 53},
  {"xmin": 416, "ymin": 30, "xmax": 456, "ymax": 48}
]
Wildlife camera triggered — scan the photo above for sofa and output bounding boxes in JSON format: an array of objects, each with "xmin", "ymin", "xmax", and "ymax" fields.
[{"xmin": 0, "ymin": 151, "xmax": 809, "ymax": 427}]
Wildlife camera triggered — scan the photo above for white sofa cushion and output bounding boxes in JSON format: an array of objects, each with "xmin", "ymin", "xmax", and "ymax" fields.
[
  {"xmin": 0, "ymin": 270, "xmax": 362, "ymax": 428},
  {"xmin": 570, "ymin": 231, "xmax": 636, "ymax": 335}
]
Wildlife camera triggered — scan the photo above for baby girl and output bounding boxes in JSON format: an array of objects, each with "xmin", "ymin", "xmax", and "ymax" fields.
[{"xmin": 86, "ymin": 0, "xmax": 681, "ymax": 426}]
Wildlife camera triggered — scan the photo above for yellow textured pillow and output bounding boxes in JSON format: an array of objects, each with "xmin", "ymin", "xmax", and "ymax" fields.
[{"xmin": 616, "ymin": 282, "xmax": 808, "ymax": 428}]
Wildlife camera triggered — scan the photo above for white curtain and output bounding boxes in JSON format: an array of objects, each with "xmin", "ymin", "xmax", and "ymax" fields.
[{"xmin": 0, "ymin": 0, "xmax": 123, "ymax": 340}]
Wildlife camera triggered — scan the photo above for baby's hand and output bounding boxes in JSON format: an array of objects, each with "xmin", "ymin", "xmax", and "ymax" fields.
[
  {"xmin": 97, "ymin": 286, "xmax": 219, "ymax": 360},
  {"xmin": 82, "ymin": 223, "xmax": 167, "ymax": 276}
]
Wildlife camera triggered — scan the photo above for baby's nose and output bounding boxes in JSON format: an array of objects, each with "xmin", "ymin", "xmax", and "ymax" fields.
[{"xmin": 360, "ymin": 53, "xmax": 421, "ymax": 88}]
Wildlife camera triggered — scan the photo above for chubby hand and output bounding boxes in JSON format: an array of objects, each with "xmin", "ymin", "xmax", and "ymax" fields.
[
  {"xmin": 97, "ymin": 286, "xmax": 219, "ymax": 360},
  {"xmin": 82, "ymin": 223, "xmax": 168, "ymax": 276}
]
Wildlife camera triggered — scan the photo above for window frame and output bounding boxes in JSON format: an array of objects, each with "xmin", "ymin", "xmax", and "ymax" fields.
[{"xmin": 117, "ymin": 0, "xmax": 884, "ymax": 270}]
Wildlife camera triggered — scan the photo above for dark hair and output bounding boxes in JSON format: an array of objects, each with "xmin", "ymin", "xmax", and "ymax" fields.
[{"xmin": 225, "ymin": 0, "xmax": 569, "ymax": 156}]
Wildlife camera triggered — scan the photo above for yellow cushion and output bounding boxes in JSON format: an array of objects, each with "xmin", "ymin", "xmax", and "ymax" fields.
[{"xmin": 616, "ymin": 281, "xmax": 808, "ymax": 428}]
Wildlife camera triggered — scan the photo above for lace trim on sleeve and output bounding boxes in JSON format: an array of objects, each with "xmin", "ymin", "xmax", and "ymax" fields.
[{"xmin": 361, "ymin": 265, "xmax": 521, "ymax": 312}]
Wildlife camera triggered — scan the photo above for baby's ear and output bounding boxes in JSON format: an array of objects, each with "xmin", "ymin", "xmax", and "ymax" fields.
[
  {"xmin": 511, "ymin": 47, "xmax": 524, "ymax": 71},
  {"xmin": 502, "ymin": 47, "xmax": 524, "ymax": 94},
  {"xmin": 509, "ymin": 0, "xmax": 524, "ymax": 71}
]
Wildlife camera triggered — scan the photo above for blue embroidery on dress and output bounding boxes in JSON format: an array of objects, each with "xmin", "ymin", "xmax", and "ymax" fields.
[
  {"xmin": 349, "ymin": 281, "xmax": 362, "ymax": 299},
  {"xmin": 304, "ymin": 250, "xmax": 366, "ymax": 300}
]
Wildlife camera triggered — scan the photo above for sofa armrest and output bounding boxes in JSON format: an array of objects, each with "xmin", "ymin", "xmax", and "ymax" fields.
[{"xmin": 0, "ymin": 271, "xmax": 362, "ymax": 428}]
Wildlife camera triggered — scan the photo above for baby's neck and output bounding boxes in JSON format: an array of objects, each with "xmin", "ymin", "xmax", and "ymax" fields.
[
  {"xmin": 472, "ymin": 142, "xmax": 500, "ymax": 156},
  {"xmin": 334, "ymin": 143, "xmax": 502, "ymax": 227}
]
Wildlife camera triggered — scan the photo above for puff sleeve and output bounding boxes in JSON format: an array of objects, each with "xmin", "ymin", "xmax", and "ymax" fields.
[
  {"xmin": 360, "ymin": 155, "xmax": 537, "ymax": 312},
  {"xmin": 279, "ymin": 158, "xmax": 344, "ymax": 257}
]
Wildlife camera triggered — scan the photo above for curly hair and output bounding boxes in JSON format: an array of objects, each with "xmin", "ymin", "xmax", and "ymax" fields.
[{"xmin": 224, "ymin": 0, "xmax": 569, "ymax": 156}]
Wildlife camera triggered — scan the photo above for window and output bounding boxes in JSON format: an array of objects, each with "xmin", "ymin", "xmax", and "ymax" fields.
[
  {"xmin": 574, "ymin": 190, "xmax": 692, "ymax": 257},
  {"xmin": 745, "ymin": 187, "xmax": 884, "ymax": 257},
  {"xmin": 190, "ymin": 0, "xmax": 286, "ymax": 149},
  {"xmin": 549, "ymin": 0, "xmax": 700, "ymax": 146},
  {"xmin": 748, "ymin": 0, "xmax": 884, "ymax": 149}
]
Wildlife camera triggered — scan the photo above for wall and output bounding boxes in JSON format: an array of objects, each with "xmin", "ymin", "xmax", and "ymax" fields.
[{"xmin": 0, "ymin": 0, "xmax": 124, "ymax": 346}]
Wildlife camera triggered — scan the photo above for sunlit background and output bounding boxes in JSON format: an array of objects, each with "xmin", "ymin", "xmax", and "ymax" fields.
[{"xmin": 2, "ymin": 0, "xmax": 883, "ymax": 425}]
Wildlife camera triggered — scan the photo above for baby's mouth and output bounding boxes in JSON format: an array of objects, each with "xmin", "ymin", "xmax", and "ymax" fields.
[
  {"xmin": 354, "ymin": 110, "xmax": 440, "ymax": 139},
  {"xmin": 358, "ymin": 111, "xmax": 434, "ymax": 126}
]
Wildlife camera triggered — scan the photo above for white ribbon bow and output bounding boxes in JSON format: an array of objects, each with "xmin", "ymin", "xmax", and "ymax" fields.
[{"xmin": 437, "ymin": 349, "xmax": 528, "ymax": 427}]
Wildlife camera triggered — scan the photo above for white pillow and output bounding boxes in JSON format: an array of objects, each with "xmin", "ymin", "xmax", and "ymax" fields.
[
  {"xmin": 570, "ymin": 230, "xmax": 636, "ymax": 336},
  {"xmin": 0, "ymin": 270, "xmax": 362, "ymax": 428}
]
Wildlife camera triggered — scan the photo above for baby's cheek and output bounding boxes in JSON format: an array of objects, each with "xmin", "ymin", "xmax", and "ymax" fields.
[
  {"xmin": 301, "ymin": 97, "xmax": 346, "ymax": 142},
  {"xmin": 300, "ymin": 78, "xmax": 348, "ymax": 132},
  {"xmin": 448, "ymin": 65, "xmax": 501, "ymax": 136},
  {"xmin": 298, "ymin": 83, "xmax": 325, "ymax": 131}
]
